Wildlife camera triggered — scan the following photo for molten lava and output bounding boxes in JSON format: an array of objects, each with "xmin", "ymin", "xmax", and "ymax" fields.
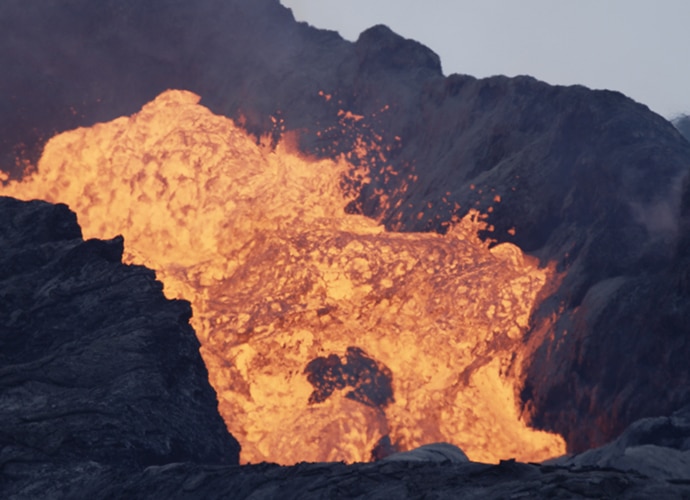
[{"xmin": 1, "ymin": 90, "xmax": 565, "ymax": 464}]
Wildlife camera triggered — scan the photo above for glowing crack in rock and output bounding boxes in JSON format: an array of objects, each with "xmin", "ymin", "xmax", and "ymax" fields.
[{"xmin": 1, "ymin": 89, "xmax": 565, "ymax": 464}]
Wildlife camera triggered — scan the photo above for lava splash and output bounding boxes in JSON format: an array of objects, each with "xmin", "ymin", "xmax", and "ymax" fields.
[{"xmin": 1, "ymin": 90, "xmax": 565, "ymax": 464}]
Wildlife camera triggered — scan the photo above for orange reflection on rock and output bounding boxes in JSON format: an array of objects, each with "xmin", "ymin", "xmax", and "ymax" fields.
[{"xmin": 1, "ymin": 90, "xmax": 565, "ymax": 464}]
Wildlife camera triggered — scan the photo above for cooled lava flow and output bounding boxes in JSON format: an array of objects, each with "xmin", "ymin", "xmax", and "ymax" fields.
[{"xmin": 0, "ymin": 90, "xmax": 565, "ymax": 464}]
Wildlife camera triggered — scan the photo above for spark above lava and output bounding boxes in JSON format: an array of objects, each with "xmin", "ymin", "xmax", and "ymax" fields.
[{"xmin": 1, "ymin": 89, "xmax": 565, "ymax": 464}]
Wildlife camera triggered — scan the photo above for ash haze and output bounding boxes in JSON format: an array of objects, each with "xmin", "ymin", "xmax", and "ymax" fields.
[{"xmin": 281, "ymin": 0, "xmax": 690, "ymax": 119}]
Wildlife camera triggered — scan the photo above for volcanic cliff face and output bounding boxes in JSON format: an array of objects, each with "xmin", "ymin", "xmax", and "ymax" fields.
[
  {"xmin": 0, "ymin": 197, "xmax": 240, "ymax": 493},
  {"xmin": 2, "ymin": 0, "xmax": 690, "ymax": 459}
]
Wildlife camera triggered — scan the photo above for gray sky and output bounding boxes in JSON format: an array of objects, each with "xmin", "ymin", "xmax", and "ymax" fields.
[{"xmin": 281, "ymin": 0, "xmax": 689, "ymax": 119}]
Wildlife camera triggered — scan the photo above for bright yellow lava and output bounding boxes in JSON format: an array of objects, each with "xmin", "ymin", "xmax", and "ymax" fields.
[{"xmin": 1, "ymin": 90, "xmax": 565, "ymax": 464}]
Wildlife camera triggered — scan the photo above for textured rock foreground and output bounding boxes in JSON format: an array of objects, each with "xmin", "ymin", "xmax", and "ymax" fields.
[
  {"xmin": 0, "ymin": 197, "xmax": 240, "ymax": 494},
  {"xmin": 11, "ymin": 458, "xmax": 690, "ymax": 499}
]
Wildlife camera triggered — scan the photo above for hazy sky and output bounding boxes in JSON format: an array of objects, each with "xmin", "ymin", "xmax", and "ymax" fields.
[{"xmin": 281, "ymin": 0, "xmax": 689, "ymax": 119}]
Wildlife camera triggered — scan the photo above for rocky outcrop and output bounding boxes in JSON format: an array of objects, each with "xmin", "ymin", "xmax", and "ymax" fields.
[
  {"xmin": 549, "ymin": 405, "xmax": 690, "ymax": 481},
  {"xmin": 523, "ymin": 179, "xmax": 690, "ymax": 451},
  {"xmin": 0, "ymin": 197, "xmax": 240, "ymax": 493},
  {"xmin": 2, "ymin": 0, "xmax": 690, "ymax": 457}
]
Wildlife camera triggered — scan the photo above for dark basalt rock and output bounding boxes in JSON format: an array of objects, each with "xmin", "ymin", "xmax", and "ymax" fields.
[
  {"xmin": 354, "ymin": 24, "xmax": 443, "ymax": 76},
  {"xmin": 549, "ymin": 405, "xmax": 690, "ymax": 480},
  {"xmin": 0, "ymin": 197, "xmax": 240, "ymax": 493},
  {"xmin": 524, "ymin": 179, "xmax": 690, "ymax": 452},
  {"xmin": 2, "ymin": 0, "xmax": 690, "ymax": 468},
  {"xmin": 10, "ymin": 449, "xmax": 690, "ymax": 499}
]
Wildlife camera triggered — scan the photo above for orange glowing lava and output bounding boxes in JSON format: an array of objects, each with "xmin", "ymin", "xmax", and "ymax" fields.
[{"xmin": 1, "ymin": 90, "xmax": 565, "ymax": 464}]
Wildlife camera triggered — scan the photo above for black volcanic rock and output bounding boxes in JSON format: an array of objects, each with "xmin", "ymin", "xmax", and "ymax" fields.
[
  {"xmin": 2, "ymin": 0, "xmax": 690, "ymax": 458},
  {"xmin": 523, "ymin": 174, "xmax": 690, "ymax": 451},
  {"xmin": 549, "ymin": 405, "xmax": 690, "ymax": 480},
  {"xmin": 15, "ymin": 447, "xmax": 690, "ymax": 499},
  {"xmin": 0, "ymin": 197, "xmax": 239, "ymax": 492},
  {"xmin": 354, "ymin": 24, "xmax": 442, "ymax": 76}
]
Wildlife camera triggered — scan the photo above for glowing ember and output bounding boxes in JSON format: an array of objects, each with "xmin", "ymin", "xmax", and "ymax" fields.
[{"xmin": 1, "ymin": 90, "xmax": 565, "ymax": 464}]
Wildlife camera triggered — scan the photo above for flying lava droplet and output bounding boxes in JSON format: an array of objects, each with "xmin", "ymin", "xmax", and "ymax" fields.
[{"xmin": 0, "ymin": 90, "xmax": 565, "ymax": 464}]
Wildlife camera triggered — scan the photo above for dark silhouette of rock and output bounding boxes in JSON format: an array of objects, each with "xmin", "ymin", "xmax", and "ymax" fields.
[
  {"xmin": 2, "ymin": 0, "xmax": 690, "ymax": 481},
  {"xmin": 0, "ymin": 197, "xmax": 240, "ymax": 494}
]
